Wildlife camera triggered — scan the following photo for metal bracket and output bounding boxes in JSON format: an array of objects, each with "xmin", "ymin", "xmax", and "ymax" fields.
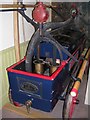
[{"xmin": 25, "ymin": 100, "xmax": 32, "ymax": 113}]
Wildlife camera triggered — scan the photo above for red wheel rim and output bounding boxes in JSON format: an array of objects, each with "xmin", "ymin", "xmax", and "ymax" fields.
[{"xmin": 68, "ymin": 96, "xmax": 77, "ymax": 118}]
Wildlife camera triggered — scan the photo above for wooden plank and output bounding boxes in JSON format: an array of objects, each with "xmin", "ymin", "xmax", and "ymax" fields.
[
  {"xmin": 0, "ymin": 4, "xmax": 57, "ymax": 9},
  {"xmin": 13, "ymin": 1, "xmax": 20, "ymax": 62},
  {"xmin": 3, "ymin": 103, "xmax": 52, "ymax": 118}
]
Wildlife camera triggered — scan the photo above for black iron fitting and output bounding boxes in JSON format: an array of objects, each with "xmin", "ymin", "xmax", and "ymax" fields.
[
  {"xmin": 76, "ymin": 78, "xmax": 82, "ymax": 83},
  {"xmin": 0, "ymin": 8, "xmax": 26, "ymax": 12},
  {"xmin": 18, "ymin": 9, "xmax": 38, "ymax": 30},
  {"xmin": 81, "ymin": 57, "xmax": 88, "ymax": 61},
  {"xmin": 71, "ymin": 75, "xmax": 77, "ymax": 81},
  {"xmin": 71, "ymin": 76, "xmax": 81, "ymax": 83}
]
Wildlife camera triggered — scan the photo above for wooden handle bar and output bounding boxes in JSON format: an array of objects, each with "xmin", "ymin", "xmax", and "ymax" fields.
[
  {"xmin": 71, "ymin": 48, "xmax": 90, "ymax": 97},
  {"xmin": 0, "ymin": 4, "xmax": 57, "ymax": 9}
]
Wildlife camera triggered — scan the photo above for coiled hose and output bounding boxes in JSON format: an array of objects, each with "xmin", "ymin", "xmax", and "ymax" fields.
[
  {"xmin": 25, "ymin": 32, "xmax": 63, "ymax": 72},
  {"xmin": 25, "ymin": 17, "xmax": 75, "ymax": 72}
]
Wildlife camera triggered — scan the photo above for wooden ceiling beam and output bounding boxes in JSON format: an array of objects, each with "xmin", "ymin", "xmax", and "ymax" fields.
[{"xmin": 0, "ymin": 4, "xmax": 57, "ymax": 9}]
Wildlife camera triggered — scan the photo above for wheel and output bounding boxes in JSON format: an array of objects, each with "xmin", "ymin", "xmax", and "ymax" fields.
[
  {"xmin": 8, "ymin": 88, "xmax": 23, "ymax": 107},
  {"xmin": 62, "ymin": 94, "xmax": 77, "ymax": 120},
  {"xmin": 62, "ymin": 79, "xmax": 75, "ymax": 120}
]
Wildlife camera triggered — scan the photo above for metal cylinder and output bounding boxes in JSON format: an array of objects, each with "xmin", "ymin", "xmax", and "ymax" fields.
[
  {"xmin": 49, "ymin": 64, "xmax": 59, "ymax": 75},
  {"xmin": 33, "ymin": 59, "xmax": 45, "ymax": 74}
]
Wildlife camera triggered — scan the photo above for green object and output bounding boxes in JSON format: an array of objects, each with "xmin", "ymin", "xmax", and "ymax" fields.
[{"xmin": 0, "ymin": 41, "xmax": 28, "ymax": 108}]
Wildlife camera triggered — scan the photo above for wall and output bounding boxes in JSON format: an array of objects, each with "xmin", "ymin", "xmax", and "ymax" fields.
[
  {"xmin": 85, "ymin": 68, "xmax": 90, "ymax": 105},
  {"xmin": 0, "ymin": 7, "xmax": 34, "ymax": 51}
]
